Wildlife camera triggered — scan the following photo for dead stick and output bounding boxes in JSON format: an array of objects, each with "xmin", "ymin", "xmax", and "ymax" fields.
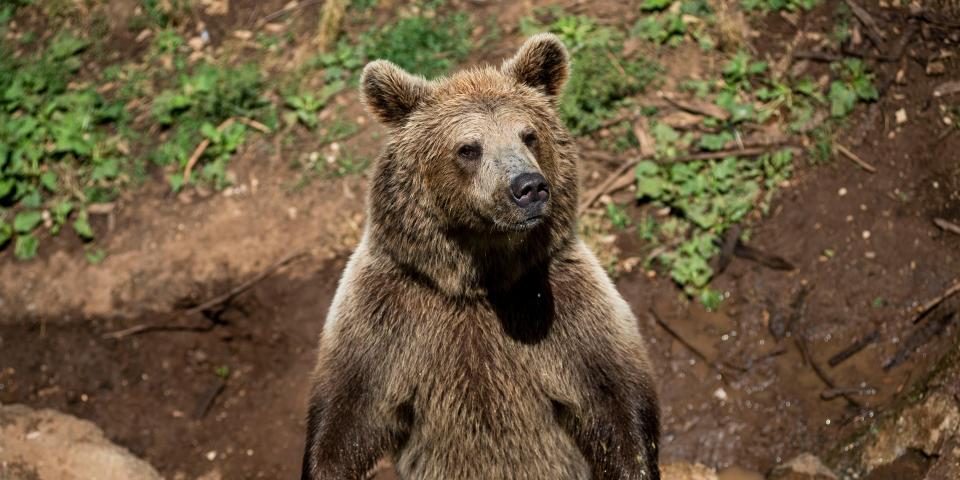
[
  {"xmin": 648, "ymin": 309, "xmax": 729, "ymax": 382},
  {"xmin": 579, "ymin": 158, "xmax": 639, "ymax": 216},
  {"xmin": 835, "ymin": 143, "xmax": 876, "ymax": 173},
  {"xmin": 795, "ymin": 335, "xmax": 861, "ymax": 408},
  {"xmin": 102, "ymin": 323, "xmax": 215, "ymax": 340},
  {"xmin": 183, "ymin": 118, "xmax": 235, "ymax": 184},
  {"xmin": 844, "ymin": 0, "xmax": 884, "ymax": 47},
  {"xmin": 184, "ymin": 251, "xmax": 309, "ymax": 315},
  {"xmin": 913, "ymin": 279, "xmax": 960, "ymax": 323},
  {"xmin": 255, "ymin": 0, "xmax": 325, "ymax": 28},
  {"xmin": 934, "ymin": 218, "xmax": 960, "ymax": 237},
  {"xmin": 237, "ymin": 117, "xmax": 271, "ymax": 133},
  {"xmin": 195, "ymin": 380, "xmax": 226, "ymax": 419},
  {"xmin": 828, "ymin": 329, "xmax": 880, "ymax": 367},
  {"xmin": 102, "ymin": 252, "xmax": 309, "ymax": 339},
  {"xmin": 183, "ymin": 117, "xmax": 270, "ymax": 184},
  {"xmin": 821, "ymin": 386, "xmax": 876, "ymax": 400}
]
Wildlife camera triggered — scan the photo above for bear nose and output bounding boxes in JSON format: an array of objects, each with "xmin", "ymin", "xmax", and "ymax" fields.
[{"xmin": 509, "ymin": 172, "xmax": 550, "ymax": 208}]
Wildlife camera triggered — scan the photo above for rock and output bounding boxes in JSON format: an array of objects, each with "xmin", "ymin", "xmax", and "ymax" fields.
[
  {"xmin": 661, "ymin": 461, "xmax": 719, "ymax": 480},
  {"xmin": 0, "ymin": 404, "xmax": 162, "ymax": 480},
  {"xmin": 895, "ymin": 108, "xmax": 908, "ymax": 125},
  {"xmin": 926, "ymin": 61, "xmax": 946, "ymax": 76},
  {"xmin": 861, "ymin": 391, "xmax": 960, "ymax": 472},
  {"xmin": 768, "ymin": 453, "xmax": 838, "ymax": 480}
]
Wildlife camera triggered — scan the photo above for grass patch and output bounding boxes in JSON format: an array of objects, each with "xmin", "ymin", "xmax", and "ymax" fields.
[
  {"xmin": 363, "ymin": 7, "xmax": 473, "ymax": 79},
  {"xmin": 0, "ymin": 31, "xmax": 128, "ymax": 259},
  {"xmin": 149, "ymin": 60, "xmax": 273, "ymax": 191},
  {"xmin": 521, "ymin": 10, "xmax": 660, "ymax": 135}
]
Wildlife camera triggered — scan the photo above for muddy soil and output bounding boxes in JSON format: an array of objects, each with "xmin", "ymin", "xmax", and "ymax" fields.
[{"xmin": 1, "ymin": 0, "xmax": 958, "ymax": 479}]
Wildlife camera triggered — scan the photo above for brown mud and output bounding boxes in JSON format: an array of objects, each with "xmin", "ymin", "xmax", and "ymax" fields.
[{"xmin": 1, "ymin": 0, "xmax": 959, "ymax": 479}]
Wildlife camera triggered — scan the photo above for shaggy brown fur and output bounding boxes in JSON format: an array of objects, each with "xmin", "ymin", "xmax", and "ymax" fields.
[{"xmin": 302, "ymin": 34, "xmax": 660, "ymax": 480}]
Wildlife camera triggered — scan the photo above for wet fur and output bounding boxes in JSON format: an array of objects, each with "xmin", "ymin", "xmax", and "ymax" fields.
[{"xmin": 302, "ymin": 34, "xmax": 660, "ymax": 480}]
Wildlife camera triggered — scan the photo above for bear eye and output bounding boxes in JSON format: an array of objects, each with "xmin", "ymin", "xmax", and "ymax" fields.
[
  {"xmin": 522, "ymin": 131, "xmax": 538, "ymax": 148},
  {"xmin": 457, "ymin": 143, "xmax": 482, "ymax": 161}
]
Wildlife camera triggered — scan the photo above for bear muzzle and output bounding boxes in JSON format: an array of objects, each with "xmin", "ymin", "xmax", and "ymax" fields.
[{"xmin": 509, "ymin": 172, "xmax": 550, "ymax": 224}]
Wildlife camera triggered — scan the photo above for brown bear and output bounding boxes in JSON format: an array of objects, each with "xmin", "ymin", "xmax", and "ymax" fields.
[{"xmin": 301, "ymin": 34, "xmax": 660, "ymax": 480}]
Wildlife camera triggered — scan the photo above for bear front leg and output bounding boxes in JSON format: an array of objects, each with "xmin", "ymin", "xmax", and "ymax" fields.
[
  {"xmin": 562, "ymin": 359, "xmax": 661, "ymax": 480},
  {"xmin": 301, "ymin": 365, "xmax": 399, "ymax": 480}
]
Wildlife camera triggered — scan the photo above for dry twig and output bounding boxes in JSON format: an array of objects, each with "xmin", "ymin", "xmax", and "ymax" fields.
[
  {"xmin": 828, "ymin": 329, "xmax": 880, "ymax": 367},
  {"xmin": 183, "ymin": 117, "xmax": 270, "ymax": 184},
  {"xmin": 844, "ymin": 0, "xmax": 885, "ymax": 47},
  {"xmin": 103, "ymin": 252, "xmax": 310, "ymax": 339},
  {"xmin": 183, "ymin": 117, "xmax": 235, "ymax": 184},
  {"xmin": 835, "ymin": 143, "xmax": 877, "ymax": 173},
  {"xmin": 648, "ymin": 309, "xmax": 730, "ymax": 383},
  {"xmin": 934, "ymin": 218, "xmax": 960, "ymax": 237},
  {"xmin": 255, "ymin": 0, "xmax": 325, "ymax": 29},
  {"xmin": 913, "ymin": 279, "xmax": 960, "ymax": 323}
]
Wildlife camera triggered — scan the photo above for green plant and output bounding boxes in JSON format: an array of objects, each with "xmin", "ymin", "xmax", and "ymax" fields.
[
  {"xmin": 0, "ymin": 0, "xmax": 32, "ymax": 24},
  {"xmin": 283, "ymin": 81, "xmax": 344, "ymax": 129},
  {"xmin": 364, "ymin": 9, "xmax": 473, "ymax": 79},
  {"xmin": 828, "ymin": 59, "xmax": 878, "ymax": 118},
  {"xmin": 522, "ymin": 12, "xmax": 659, "ymax": 135},
  {"xmin": 0, "ymin": 31, "xmax": 131, "ymax": 257},
  {"xmin": 606, "ymin": 203, "xmax": 631, "ymax": 229},
  {"xmin": 632, "ymin": 0, "xmax": 715, "ymax": 48},
  {"xmin": 150, "ymin": 62, "xmax": 270, "ymax": 190},
  {"xmin": 741, "ymin": 0, "xmax": 819, "ymax": 12},
  {"xmin": 633, "ymin": 149, "xmax": 794, "ymax": 304}
]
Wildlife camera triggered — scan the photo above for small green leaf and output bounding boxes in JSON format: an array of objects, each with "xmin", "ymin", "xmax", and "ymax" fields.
[
  {"xmin": 699, "ymin": 288, "xmax": 724, "ymax": 310},
  {"xmin": 0, "ymin": 221, "xmax": 12, "ymax": 248},
  {"xmin": 85, "ymin": 247, "xmax": 107, "ymax": 264},
  {"xmin": 168, "ymin": 173, "xmax": 185, "ymax": 192},
  {"xmin": 641, "ymin": 0, "xmax": 674, "ymax": 12},
  {"xmin": 72, "ymin": 211, "xmax": 94, "ymax": 240},
  {"xmin": 40, "ymin": 171, "xmax": 58, "ymax": 192},
  {"xmin": 13, "ymin": 211, "xmax": 43, "ymax": 233},
  {"xmin": 829, "ymin": 81, "xmax": 856, "ymax": 117},
  {"xmin": 14, "ymin": 234, "xmax": 39, "ymax": 260}
]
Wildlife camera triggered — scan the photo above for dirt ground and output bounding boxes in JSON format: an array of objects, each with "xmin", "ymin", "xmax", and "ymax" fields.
[{"xmin": 1, "ymin": 0, "xmax": 959, "ymax": 479}]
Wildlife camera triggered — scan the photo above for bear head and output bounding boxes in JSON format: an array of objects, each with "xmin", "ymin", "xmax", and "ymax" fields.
[{"xmin": 360, "ymin": 34, "xmax": 579, "ymax": 297}]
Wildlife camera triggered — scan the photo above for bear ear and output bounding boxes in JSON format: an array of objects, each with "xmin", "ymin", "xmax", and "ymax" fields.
[
  {"xmin": 502, "ymin": 33, "xmax": 570, "ymax": 99},
  {"xmin": 360, "ymin": 60, "xmax": 433, "ymax": 128}
]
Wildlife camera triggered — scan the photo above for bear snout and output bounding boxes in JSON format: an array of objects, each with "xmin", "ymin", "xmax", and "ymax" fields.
[{"xmin": 509, "ymin": 172, "xmax": 550, "ymax": 211}]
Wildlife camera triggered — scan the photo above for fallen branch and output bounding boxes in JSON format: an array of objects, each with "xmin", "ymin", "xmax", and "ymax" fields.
[
  {"xmin": 183, "ymin": 117, "xmax": 271, "ymax": 184},
  {"xmin": 792, "ymin": 50, "xmax": 847, "ymax": 63},
  {"xmin": 103, "ymin": 251, "xmax": 310, "ymax": 339},
  {"xmin": 795, "ymin": 334, "xmax": 861, "ymax": 408},
  {"xmin": 886, "ymin": 309, "xmax": 958, "ymax": 371},
  {"xmin": 578, "ymin": 146, "xmax": 785, "ymax": 214},
  {"xmin": 844, "ymin": 0, "xmax": 885, "ymax": 48},
  {"xmin": 660, "ymin": 94, "xmax": 730, "ymax": 121},
  {"xmin": 183, "ymin": 118, "xmax": 235, "ymax": 184},
  {"xmin": 648, "ymin": 308, "xmax": 730, "ymax": 383},
  {"xmin": 237, "ymin": 117, "xmax": 271, "ymax": 133},
  {"xmin": 184, "ymin": 251, "xmax": 310, "ymax": 315},
  {"xmin": 828, "ymin": 329, "xmax": 880, "ymax": 367},
  {"xmin": 934, "ymin": 218, "xmax": 960, "ymax": 237},
  {"xmin": 913, "ymin": 279, "xmax": 960, "ymax": 323},
  {"xmin": 821, "ymin": 386, "xmax": 877, "ymax": 400},
  {"xmin": 195, "ymin": 380, "xmax": 226, "ymax": 419},
  {"xmin": 255, "ymin": 0, "xmax": 325, "ymax": 29},
  {"xmin": 835, "ymin": 143, "xmax": 877, "ymax": 173}
]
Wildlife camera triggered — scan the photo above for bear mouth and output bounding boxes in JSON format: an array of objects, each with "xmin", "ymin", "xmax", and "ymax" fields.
[{"xmin": 517, "ymin": 215, "xmax": 544, "ymax": 229}]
